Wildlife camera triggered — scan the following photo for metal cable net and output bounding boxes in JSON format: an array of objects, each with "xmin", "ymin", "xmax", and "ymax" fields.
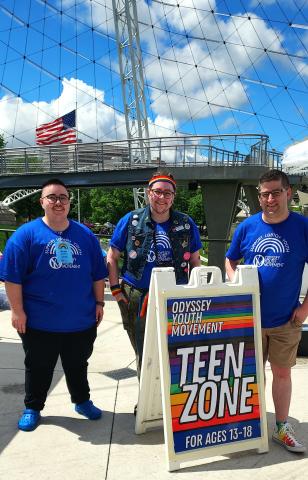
[{"xmin": 0, "ymin": 0, "xmax": 307, "ymax": 155}]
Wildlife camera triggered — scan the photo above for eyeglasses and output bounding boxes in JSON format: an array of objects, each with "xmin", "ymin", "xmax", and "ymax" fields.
[
  {"xmin": 41, "ymin": 194, "xmax": 70, "ymax": 205},
  {"xmin": 258, "ymin": 188, "xmax": 286, "ymax": 200},
  {"xmin": 150, "ymin": 188, "xmax": 175, "ymax": 199}
]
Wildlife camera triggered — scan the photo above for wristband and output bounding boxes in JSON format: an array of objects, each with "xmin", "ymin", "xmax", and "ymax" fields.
[
  {"xmin": 111, "ymin": 288, "xmax": 122, "ymax": 297},
  {"xmin": 96, "ymin": 301, "xmax": 105, "ymax": 307},
  {"xmin": 111, "ymin": 284, "xmax": 122, "ymax": 297}
]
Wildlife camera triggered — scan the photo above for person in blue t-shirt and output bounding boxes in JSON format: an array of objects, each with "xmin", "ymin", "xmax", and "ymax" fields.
[
  {"xmin": 226, "ymin": 169, "xmax": 308, "ymax": 454},
  {"xmin": 107, "ymin": 172, "xmax": 202, "ymax": 388},
  {"xmin": 0, "ymin": 178, "xmax": 108, "ymax": 432}
]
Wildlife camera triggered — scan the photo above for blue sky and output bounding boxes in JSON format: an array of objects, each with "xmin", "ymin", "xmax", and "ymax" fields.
[{"xmin": 0, "ymin": 0, "xmax": 307, "ymax": 153}]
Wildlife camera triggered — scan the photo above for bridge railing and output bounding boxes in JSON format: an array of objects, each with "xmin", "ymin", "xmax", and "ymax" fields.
[{"xmin": 0, "ymin": 134, "xmax": 275, "ymax": 176}]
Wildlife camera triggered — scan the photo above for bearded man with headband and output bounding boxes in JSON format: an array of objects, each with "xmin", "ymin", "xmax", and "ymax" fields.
[{"xmin": 107, "ymin": 171, "xmax": 202, "ymax": 383}]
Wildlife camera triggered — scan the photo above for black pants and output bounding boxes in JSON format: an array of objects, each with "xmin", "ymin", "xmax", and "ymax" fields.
[{"xmin": 19, "ymin": 325, "xmax": 97, "ymax": 411}]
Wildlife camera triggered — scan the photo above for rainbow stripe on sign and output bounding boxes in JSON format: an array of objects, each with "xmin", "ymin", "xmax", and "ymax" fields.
[
  {"xmin": 166, "ymin": 294, "xmax": 261, "ymax": 453},
  {"xmin": 167, "ymin": 295, "xmax": 254, "ymax": 343}
]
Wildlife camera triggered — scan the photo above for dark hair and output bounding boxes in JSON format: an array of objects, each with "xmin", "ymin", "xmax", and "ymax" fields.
[
  {"xmin": 155, "ymin": 169, "xmax": 175, "ymax": 179},
  {"xmin": 41, "ymin": 178, "xmax": 69, "ymax": 193},
  {"xmin": 258, "ymin": 169, "xmax": 290, "ymax": 190}
]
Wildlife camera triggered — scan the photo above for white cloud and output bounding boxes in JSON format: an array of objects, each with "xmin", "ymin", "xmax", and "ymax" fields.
[
  {"xmin": 0, "ymin": 96, "xmax": 39, "ymax": 146},
  {"xmin": 282, "ymin": 138, "xmax": 308, "ymax": 174},
  {"xmin": 0, "ymin": 78, "xmax": 127, "ymax": 147},
  {"xmin": 0, "ymin": 77, "xmax": 179, "ymax": 147},
  {"xmin": 220, "ymin": 116, "xmax": 237, "ymax": 130},
  {"xmin": 148, "ymin": 115, "xmax": 178, "ymax": 137},
  {"xmin": 138, "ymin": 3, "xmax": 291, "ymax": 124},
  {"xmin": 156, "ymin": 0, "xmax": 217, "ymax": 33},
  {"xmin": 62, "ymin": 0, "xmax": 116, "ymax": 35}
]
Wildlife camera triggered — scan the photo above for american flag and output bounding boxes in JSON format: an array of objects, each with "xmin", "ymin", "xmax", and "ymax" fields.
[{"xmin": 36, "ymin": 110, "xmax": 76, "ymax": 145}]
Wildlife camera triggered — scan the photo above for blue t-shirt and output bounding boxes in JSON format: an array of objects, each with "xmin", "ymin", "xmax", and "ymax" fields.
[
  {"xmin": 110, "ymin": 212, "xmax": 202, "ymax": 289},
  {"xmin": 226, "ymin": 211, "xmax": 308, "ymax": 328},
  {"xmin": 0, "ymin": 218, "xmax": 108, "ymax": 332}
]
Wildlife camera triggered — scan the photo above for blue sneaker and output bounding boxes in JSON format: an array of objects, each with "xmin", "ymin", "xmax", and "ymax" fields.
[
  {"xmin": 18, "ymin": 409, "xmax": 41, "ymax": 431},
  {"xmin": 75, "ymin": 400, "xmax": 102, "ymax": 420}
]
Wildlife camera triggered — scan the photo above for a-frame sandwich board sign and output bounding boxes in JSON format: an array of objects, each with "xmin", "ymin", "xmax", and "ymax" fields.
[{"xmin": 135, "ymin": 265, "xmax": 268, "ymax": 471}]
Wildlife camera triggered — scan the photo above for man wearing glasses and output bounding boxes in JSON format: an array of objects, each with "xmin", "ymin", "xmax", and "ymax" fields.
[
  {"xmin": 225, "ymin": 169, "xmax": 308, "ymax": 453},
  {"xmin": 0, "ymin": 178, "xmax": 108, "ymax": 431},
  {"xmin": 107, "ymin": 172, "xmax": 202, "ymax": 387}
]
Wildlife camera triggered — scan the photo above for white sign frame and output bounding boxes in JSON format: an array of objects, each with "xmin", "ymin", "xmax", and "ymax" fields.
[{"xmin": 136, "ymin": 266, "xmax": 268, "ymax": 471}]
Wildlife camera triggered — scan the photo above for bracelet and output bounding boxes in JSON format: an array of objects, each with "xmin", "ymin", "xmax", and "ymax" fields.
[
  {"xmin": 96, "ymin": 301, "xmax": 105, "ymax": 307},
  {"xmin": 111, "ymin": 288, "xmax": 122, "ymax": 297},
  {"xmin": 110, "ymin": 284, "xmax": 122, "ymax": 297}
]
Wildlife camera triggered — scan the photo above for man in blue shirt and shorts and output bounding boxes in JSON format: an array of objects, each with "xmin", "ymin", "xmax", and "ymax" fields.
[{"xmin": 226, "ymin": 169, "xmax": 308, "ymax": 453}]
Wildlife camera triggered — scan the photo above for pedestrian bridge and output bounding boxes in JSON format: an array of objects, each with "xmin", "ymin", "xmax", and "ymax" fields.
[{"xmin": 0, "ymin": 134, "xmax": 281, "ymax": 187}]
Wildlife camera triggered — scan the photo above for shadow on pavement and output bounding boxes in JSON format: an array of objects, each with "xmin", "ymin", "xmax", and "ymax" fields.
[
  {"xmin": 177, "ymin": 412, "xmax": 308, "ymax": 473},
  {"xmin": 0, "ymin": 341, "xmax": 64, "ymax": 455},
  {"xmin": 42, "ymin": 412, "xmax": 164, "ymax": 446}
]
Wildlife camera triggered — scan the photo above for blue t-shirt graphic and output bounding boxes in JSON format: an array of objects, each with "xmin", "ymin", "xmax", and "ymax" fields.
[
  {"xmin": 226, "ymin": 211, "xmax": 308, "ymax": 328},
  {"xmin": 0, "ymin": 218, "xmax": 108, "ymax": 332}
]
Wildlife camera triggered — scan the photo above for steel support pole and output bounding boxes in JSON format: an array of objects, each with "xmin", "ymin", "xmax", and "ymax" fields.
[{"xmin": 201, "ymin": 182, "xmax": 240, "ymax": 273}]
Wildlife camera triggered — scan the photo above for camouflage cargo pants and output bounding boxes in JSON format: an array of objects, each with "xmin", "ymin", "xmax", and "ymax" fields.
[{"xmin": 117, "ymin": 282, "xmax": 148, "ymax": 379}]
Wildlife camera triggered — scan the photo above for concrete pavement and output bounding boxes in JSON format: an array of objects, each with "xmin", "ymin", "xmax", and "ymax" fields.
[{"xmin": 1, "ymin": 293, "xmax": 308, "ymax": 479}]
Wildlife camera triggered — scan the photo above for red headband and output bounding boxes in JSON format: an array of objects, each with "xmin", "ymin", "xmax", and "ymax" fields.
[{"xmin": 148, "ymin": 174, "xmax": 176, "ymax": 189}]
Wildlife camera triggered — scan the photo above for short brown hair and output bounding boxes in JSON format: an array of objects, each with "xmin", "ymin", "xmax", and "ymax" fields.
[{"xmin": 258, "ymin": 169, "xmax": 290, "ymax": 190}]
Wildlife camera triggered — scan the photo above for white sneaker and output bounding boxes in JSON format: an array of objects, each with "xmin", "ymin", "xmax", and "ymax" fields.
[{"xmin": 272, "ymin": 422, "xmax": 306, "ymax": 453}]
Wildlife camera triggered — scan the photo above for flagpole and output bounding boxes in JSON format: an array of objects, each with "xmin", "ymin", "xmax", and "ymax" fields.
[
  {"xmin": 75, "ymin": 105, "xmax": 78, "ymax": 143},
  {"xmin": 77, "ymin": 189, "xmax": 81, "ymax": 223}
]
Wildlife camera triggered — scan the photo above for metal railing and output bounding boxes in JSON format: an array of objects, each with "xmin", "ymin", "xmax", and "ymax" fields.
[{"xmin": 0, "ymin": 134, "xmax": 277, "ymax": 176}]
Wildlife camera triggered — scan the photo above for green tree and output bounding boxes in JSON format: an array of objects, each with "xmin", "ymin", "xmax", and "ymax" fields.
[
  {"xmin": 0, "ymin": 134, "xmax": 5, "ymax": 148},
  {"xmin": 173, "ymin": 187, "xmax": 205, "ymax": 229},
  {"xmin": 188, "ymin": 190, "xmax": 205, "ymax": 228},
  {"xmin": 69, "ymin": 188, "xmax": 93, "ymax": 221},
  {"xmin": 89, "ymin": 187, "xmax": 135, "ymax": 225},
  {"xmin": 0, "ymin": 189, "xmax": 9, "ymax": 202},
  {"xmin": 173, "ymin": 188, "xmax": 190, "ymax": 212}
]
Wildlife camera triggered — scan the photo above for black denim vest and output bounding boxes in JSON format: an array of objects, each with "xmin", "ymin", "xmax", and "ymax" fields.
[{"xmin": 123, "ymin": 205, "xmax": 192, "ymax": 284}]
